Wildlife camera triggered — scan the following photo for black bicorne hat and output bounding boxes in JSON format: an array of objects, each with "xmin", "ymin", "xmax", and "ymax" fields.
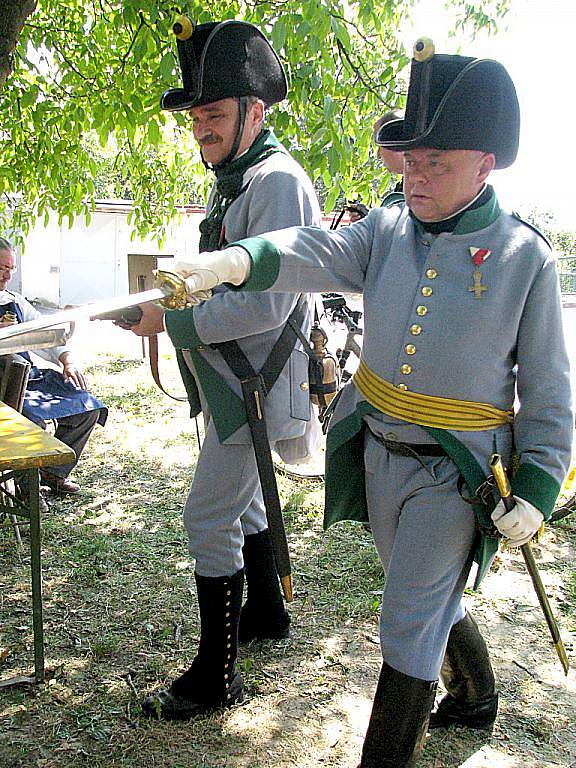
[
  {"xmin": 160, "ymin": 18, "xmax": 288, "ymax": 112},
  {"xmin": 376, "ymin": 38, "xmax": 520, "ymax": 169}
]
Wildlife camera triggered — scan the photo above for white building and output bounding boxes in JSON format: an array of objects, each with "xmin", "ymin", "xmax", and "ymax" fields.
[{"xmin": 12, "ymin": 201, "xmax": 205, "ymax": 307}]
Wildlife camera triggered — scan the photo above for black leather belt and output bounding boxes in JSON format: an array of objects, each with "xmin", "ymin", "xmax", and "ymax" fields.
[{"xmin": 372, "ymin": 435, "xmax": 446, "ymax": 458}]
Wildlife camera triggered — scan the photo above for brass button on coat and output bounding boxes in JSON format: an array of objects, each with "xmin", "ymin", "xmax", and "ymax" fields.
[
  {"xmin": 421, "ymin": 286, "xmax": 433, "ymax": 297},
  {"xmin": 397, "ymin": 383, "xmax": 409, "ymax": 391},
  {"xmin": 416, "ymin": 305, "xmax": 428, "ymax": 316},
  {"xmin": 401, "ymin": 364, "xmax": 412, "ymax": 375},
  {"xmin": 300, "ymin": 382, "xmax": 309, "ymax": 391},
  {"xmin": 426, "ymin": 268, "xmax": 438, "ymax": 279},
  {"xmin": 410, "ymin": 324, "xmax": 422, "ymax": 335},
  {"xmin": 405, "ymin": 344, "xmax": 417, "ymax": 355}
]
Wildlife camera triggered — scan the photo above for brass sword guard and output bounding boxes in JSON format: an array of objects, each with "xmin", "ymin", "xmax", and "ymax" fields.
[{"xmin": 154, "ymin": 270, "xmax": 190, "ymax": 310}]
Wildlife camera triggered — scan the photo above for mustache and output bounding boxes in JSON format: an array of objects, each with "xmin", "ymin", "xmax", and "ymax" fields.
[{"xmin": 198, "ymin": 135, "xmax": 222, "ymax": 147}]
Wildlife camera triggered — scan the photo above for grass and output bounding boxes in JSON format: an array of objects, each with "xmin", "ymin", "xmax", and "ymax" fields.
[{"xmin": 1, "ymin": 333, "xmax": 575, "ymax": 768}]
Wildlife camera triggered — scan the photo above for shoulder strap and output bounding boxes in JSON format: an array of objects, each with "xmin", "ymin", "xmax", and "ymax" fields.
[
  {"xmin": 511, "ymin": 211, "xmax": 552, "ymax": 249},
  {"xmin": 215, "ymin": 294, "xmax": 308, "ymax": 394}
]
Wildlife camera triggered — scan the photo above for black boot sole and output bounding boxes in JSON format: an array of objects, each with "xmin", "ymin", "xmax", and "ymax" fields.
[
  {"xmin": 429, "ymin": 695, "xmax": 498, "ymax": 730},
  {"xmin": 142, "ymin": 686, "xmax": 245, "ymax": 721}
]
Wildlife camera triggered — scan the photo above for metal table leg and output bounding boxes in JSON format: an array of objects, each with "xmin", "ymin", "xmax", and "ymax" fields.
[{"xmin": 27, "ymin": 467, "xmax": 44, "ymax": 682}]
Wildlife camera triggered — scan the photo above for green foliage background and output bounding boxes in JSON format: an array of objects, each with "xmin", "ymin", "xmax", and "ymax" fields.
[{"xmin": 0, "ymin": 0, "xmax": 510, "ymax": 242}]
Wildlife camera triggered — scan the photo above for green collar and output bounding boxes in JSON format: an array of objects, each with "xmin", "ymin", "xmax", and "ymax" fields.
[
  {"xmin": 411, "ymin": 186, "xmax": 501, "ymax": 237},
  {"xmin": 453, "ymin": 186, "xmax": 501, "ymax": 235}
]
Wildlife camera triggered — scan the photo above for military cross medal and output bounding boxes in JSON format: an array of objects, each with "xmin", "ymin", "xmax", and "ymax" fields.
[{"xmin": 468, "ymin": 247, "xmax": 491, "ymax": 299}]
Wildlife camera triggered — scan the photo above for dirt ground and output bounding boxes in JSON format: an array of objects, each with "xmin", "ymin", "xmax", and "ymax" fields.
[{"xmin": 1, "ymin": 320, "xmax": 576, "ymax": 768}]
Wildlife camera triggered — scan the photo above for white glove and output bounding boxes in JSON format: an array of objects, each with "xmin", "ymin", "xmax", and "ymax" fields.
[
  {"xmin": 491, "ymin": 496, "xmax": 544, "ymax": 547},
  {"xmin": 185, "ymin": 289, "xmax": 213, "ymax": 306},
  {"xmin": 172, "ymin": 247, "xmax": 251, "ymax": 300}
]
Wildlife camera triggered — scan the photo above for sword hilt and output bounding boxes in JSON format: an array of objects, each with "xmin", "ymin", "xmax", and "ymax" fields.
[
  {"xmin": 154, "ymin": 270, "xmax": 190, "ymax": 310},
  {"xmin": 489, "ymin": 453, "xmax": 515, "ymax": 513}
]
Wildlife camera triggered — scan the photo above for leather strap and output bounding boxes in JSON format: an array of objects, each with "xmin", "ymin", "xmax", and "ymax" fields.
[
  {"xmin": 148, "ymin": 334, "xmax": 188, "ymax": 402},
  {"xmin": 376, "ymin": 437, "xmax": 446, "ymax": 457},
  {"xmin": 215, "ymin": 295, "xmax": 307, "ymax": 395},
  {"xmin": 213, "ymin": 295, "xmax": 308, "ymax": 601}
]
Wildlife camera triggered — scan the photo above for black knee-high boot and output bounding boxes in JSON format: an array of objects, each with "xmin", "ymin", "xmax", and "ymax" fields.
[
  {"xmin": 238, "ymin": 529, "xmax": 290, "ymax": 643},
  {"xmin": 429, "ymin": 611, "xmax": 498, "ymax": 730},
  {"xmin": 359, "ymin": 661, "xmax": 437, "ymax": 768},
  {"xmin": 142, "ymin": 569, "xmax": 245, "ymax": 720}
]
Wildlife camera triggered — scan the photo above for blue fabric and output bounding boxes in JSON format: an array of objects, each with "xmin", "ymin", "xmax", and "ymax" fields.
[
  {"xmin": 23, "ymin": 368, "xmax": 107, "ymax": 426},
  {"xmin": 12, "ymin": 301, "xmax": 107, "ymax": 426}
]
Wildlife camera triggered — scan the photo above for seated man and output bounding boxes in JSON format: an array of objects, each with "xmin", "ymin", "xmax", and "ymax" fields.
[{"xmin": 0, "ymin": 237, "xmax": 107, "ymax": 495}]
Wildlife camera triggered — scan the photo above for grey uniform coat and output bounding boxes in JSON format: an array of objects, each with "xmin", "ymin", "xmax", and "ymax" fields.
[
  {"xmin": 165, "ymin": 146, "xmax": 321, "ymax": 445},
  {"xmin": 232, "ymin": 189, "xmax": 573, "ymax": 583},
  {"xmin": 163, "ymin": 142, "xmax": 322, "ymax": 577}
]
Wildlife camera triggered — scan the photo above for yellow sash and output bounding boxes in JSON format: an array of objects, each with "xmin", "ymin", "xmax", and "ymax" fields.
[{"xmin": 353, "ymin": 359, "xmax": 513, "ymax": 431}]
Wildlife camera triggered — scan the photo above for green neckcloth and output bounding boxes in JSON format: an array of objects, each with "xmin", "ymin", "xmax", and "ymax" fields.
[{"xmin": 199, "ymin": 129, "xmax": 282, "ymax": 252}]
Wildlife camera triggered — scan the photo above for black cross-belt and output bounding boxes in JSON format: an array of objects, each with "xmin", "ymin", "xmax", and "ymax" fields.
[{"xmin": 371, "ymin": 434, "xmax": 446, "ymax": 458}]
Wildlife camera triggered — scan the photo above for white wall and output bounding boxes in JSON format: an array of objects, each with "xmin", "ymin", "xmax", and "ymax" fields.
[{"xmin": 19, "ymin": 202, "xmax": 204, "ymax": 307}]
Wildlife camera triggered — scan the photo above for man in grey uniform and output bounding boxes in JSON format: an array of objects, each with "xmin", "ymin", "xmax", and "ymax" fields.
[
  {"xmin": 166, "ymin": 41, "xmax": 572, "ymax": 766},
  {"xmin": 372, "ymin": 111, "xmax": 405, "ymax": 208},
  {"xmin": 130, "ymin": 19, "xmax": 321, "ymax": 720}
]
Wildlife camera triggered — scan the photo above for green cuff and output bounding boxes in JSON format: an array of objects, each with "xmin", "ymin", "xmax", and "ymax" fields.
[
  {"xmin": 164, "ymin": 306, "xmax": 202, "ymax": 349},
  {"xmin": 229, "ymin": 237, "xmax": 282, "ymax": 292},
  {"xmin": 511, "ymin": 462, "xmax": 561, "ymax": 520}
]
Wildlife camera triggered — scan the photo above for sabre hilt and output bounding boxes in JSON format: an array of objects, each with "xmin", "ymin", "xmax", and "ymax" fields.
[
  {"xmin": 489, "ymin": 453, "xmax": 515, "ymax": 513},
  {"xmin": 93, "ymin": 270, "xmax": 190, "ymax": 326},
  {"xmin": 155, "ymin": 269, "xmax": 189, "ymax": 310}
]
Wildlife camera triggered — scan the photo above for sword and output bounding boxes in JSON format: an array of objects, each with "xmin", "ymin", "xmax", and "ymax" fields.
[
  {"xmin": 489, "ymin": 453, "xmax": 570, "ymax": 675},
  {"xmin": 0, "ymin": 270, "xmax": 190, "ymax": 353},
  {"xmin": 0, "ymin": 328, "xmax": 72, "ymax": 356}
]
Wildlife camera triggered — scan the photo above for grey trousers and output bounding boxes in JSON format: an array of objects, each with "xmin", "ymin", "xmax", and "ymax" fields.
[
  {"xmin": 364, "ymin": 429, "xmax": 476, "ymax": 681},
  {"xmin": 184, "ymin": 419, "xmax": 270, "ymax": 577},
  {"xmin": 40, "ymin": 409, "xmax": 101, "ymax": 479}
]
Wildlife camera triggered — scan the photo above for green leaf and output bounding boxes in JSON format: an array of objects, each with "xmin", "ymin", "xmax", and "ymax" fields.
[
  {"xmin": 271, "ymin": 19, "xmax": 287, "ymax": 50},
  {"xmin": 324, "ymin": 185, "xmax": 340, "ymax": 213},
  {"xmin": 159, "ymin": 51, "xmax": 175, "ymax": 80},
  {"xmin": 147, "ymin": 119, "xmax": 161, "ymax": 145}
]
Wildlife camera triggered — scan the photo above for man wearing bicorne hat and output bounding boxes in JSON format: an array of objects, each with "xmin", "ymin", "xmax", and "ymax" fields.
[
  {"xmin": 163, "ymin": 38, "xmax": 572, "ymax": 765},
  {"xmin": 130, "ymin": 18, "xmax": 321, "ymax": 721},
  {"xmin": 373, "ymin": 110, "xmax": 405, "ymax": 208}
]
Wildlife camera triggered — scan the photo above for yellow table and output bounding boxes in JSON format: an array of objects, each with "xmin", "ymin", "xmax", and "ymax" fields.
[{"xmin": 0, "ymin": 402, "xmax": 75, "ymax": 683}]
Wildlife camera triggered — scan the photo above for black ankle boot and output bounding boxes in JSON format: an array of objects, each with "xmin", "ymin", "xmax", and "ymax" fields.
[
  {"xmin": 238, "ymin": 530, "xmax": 290, "ymax": 643},
  {"xmin": 142, "ymin": 569, "xmax": 245, "ymax": 720},
  {"xmin": 429, "ymin": 612, "xmax": 498, "ymax": 730},
  {"xmin": 360, "ymin": 661, "xmax": 437, "ymax": 768}
]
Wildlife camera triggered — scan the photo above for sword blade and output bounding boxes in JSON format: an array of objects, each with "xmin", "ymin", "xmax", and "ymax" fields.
[
  {"xmin": 0, "ymin": 286, "xmax": 170, "ymax": 342},
  {"xmin": 0, "ymin": 328, "xmax": 72, "ymax": 356}
]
